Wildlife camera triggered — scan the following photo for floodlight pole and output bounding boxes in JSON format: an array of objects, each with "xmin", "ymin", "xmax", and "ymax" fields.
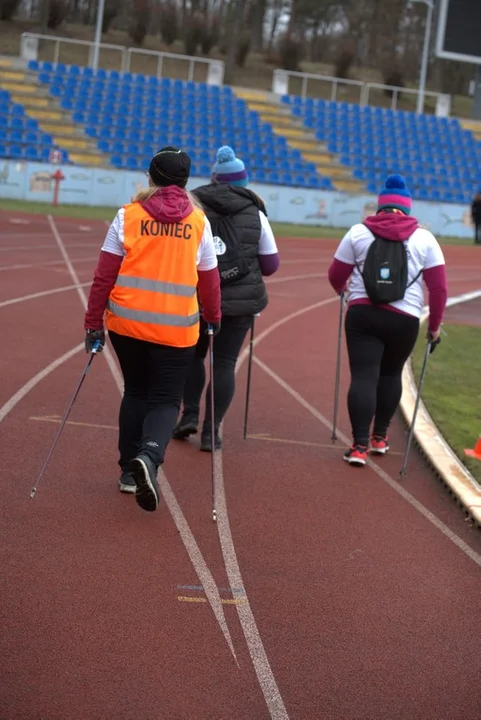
[
  {"xmin": 92, "ymin": 0, "xmax": 105, "ymax": 73},
  {"xmin": 414, "ymin": 0, "xmax": 434, "ymax": 115}
]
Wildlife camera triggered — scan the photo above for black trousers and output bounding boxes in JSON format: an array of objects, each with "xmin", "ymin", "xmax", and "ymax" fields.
[
  {"xmin": 475, "ymin": 222, "xmax": 481, "ymax": 245},
  {"xmin": 109, "ymin": 330, "xmax": 195, "ymax": 470},
  {"xmin": 344, "ymin": 304, "xmax": 419, "ymax": 446},
  {"xmin": 180, "ymin": 315, "xmax": 253, "ymax": 431}
]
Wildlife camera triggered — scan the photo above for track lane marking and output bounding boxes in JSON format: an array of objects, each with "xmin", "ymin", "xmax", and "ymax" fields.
[
  {"xmin": 0, "ymin": 282, "xmax": 91, "ymax": 308},
  {"xmin": 47, "ymin": 214, "xmax": 239, "ymax": 664},
  {"xmin": 252, "ymin": 348, "xmax": 481, "ymax": 568}
]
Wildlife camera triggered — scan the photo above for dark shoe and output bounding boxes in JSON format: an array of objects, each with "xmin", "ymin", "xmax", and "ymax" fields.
[
  {"xmin": 129, "ymin": 454, "xmax": 160, "ymax": 512},
  {"xmin": 200, "ymin": 429, "xmax": 222, "ymax": 452},
  {"xmin": 119, "ymin": 471, "xmax": 136, "ymax": 494},
  {"xmin": 172, "ymin": 413, "xmax": 198, "ymax": 439}
]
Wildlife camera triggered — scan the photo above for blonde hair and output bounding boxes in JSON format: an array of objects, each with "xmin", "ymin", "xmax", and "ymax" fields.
[{"xmin": 132, "ymin": 183, "xmax": 204, "ymax": 212}]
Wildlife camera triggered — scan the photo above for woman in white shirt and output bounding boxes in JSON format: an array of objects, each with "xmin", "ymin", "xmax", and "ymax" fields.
[
  {"xmin": 328, "ymin": 175, "xmax": 448, "ymax": 466},
  {"xmin": 173, "ymin": 145, "xmax": 280, "ymax": 452}
]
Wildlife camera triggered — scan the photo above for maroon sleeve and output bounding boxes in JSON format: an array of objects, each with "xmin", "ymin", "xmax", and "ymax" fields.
[
  {"xmin": 84, "ymin": 250, "xmax": 123, "ymax": 330},
  {"xmin": 423, "ymin": 264, "xmax": 448, "ymax": 333},
  {"xmin": 328, "ymin": 257, "xmax": 354, "ymax": 295},
  {"xmin": 258, "ymin": 252, "xmax": 280, "ymax": 276},
  {"xmin": 197, "ymin": 267, "xmax": 221, "ymax": 324}
]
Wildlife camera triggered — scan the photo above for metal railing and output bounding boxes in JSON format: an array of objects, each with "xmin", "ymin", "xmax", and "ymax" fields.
[
  {"xmin": 272, "ymin": 68, "xmax": 451, "ymax": 116},
  {"xmin": 273, "ymin": 68, "xmax": 365, "ymax": 104},
  {"xmin": 20, "ymin": 33, "xmax": 225, "ymax": 85},
  {"xmin": 124, "ymin": 47, "xmax": 224, "ymax": 84},
  {"xmin": 20, "ymin": 33, "xmax": 127, "ymax": 69},
  {"xmin": 361, "ymin": 81, "xmax": 448, "ymax": 114}
]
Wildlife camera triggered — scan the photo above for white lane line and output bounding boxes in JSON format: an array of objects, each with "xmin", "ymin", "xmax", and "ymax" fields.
[
  {"xmin": 0, "ymin": 242, "xmax": 102, "ymax": 252},
  {"xmin": 212, "ymin": 297, "xmax": 339, "ymax": 720},
  {"xmin": 47, "ymin": 215, "xmax": 237, "ymax": 661},
  {"xmin": 0, "ymin": 257, "xmax": 97, "ymax": 272},
  {"xmin": 0, "ymin": 282, "xmax": 91, "ymax": 308},
  {"xmin": 266, "ymin": 272, "xmax": 326, "ymax": 285},
  {"xmin": 214, "ymin": 451, "xmax": 289, "ymax": 719},
  {"xmin": 0, "ymin": 344, "xmax": 84, "ymax": 422},
  {"xmin": 159, "ymin": 477, "xmax": 238, "ymax": 664},
  {"xmin": 241, "ymin": 303, "xmax": 481, "ymax": 568},
  {"xmin": 47, "ymin": 215, "xmax": 123, "ymax": 394},
  {"xmin": 280, "ymin": 259, "xmax": 328, "ymax": 266}
]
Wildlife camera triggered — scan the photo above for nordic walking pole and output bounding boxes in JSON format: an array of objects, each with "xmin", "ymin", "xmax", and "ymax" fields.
[
  {"xmin": 400, "ymin": 334, "xmax": 440, "ymax": 477},
  {"xmin": 331, "ymin": 292, "xmax": 345, "ymax": 443},
  {"xmin": 207, "ymin": 324, "xmax": 217, "ymax": 522},
  {"xmin": 30, "ymin": 340, "xmax": 101, "ymax": 499},
  {"xmin": 243, "ymin": 313, "xmax": 259, "ymax": 440}
]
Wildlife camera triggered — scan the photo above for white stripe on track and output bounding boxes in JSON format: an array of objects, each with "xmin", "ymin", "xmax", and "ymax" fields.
[
  {"xmin": 0, "ymin": 257, "xmax": 97, "ymax": 272},
  {"xmin": 266, "ymin": 272, "xmax": 326, "ymax": 285},
  {"xmin": 47, "ymin": 215, "xmax": 238, "ymax": 662},
  {"xmin": 0, "ymin": 344, "xmax": 84, "ymax": 422},
  {"xmin": 47, "ymin": 215, "xmax": 123, "ymax": 394},
  {"xmin": 0, "ymin": 241, "xmax": 102, "ymax": 252},
  {"xmin": 0, "ymin": 282, "xmax": 91, "ymax": 308},
  {"xmin": 253, "ymin": 354, "xmax": 481, "ymax": 568},
  {"xmin": 227, "ymin": 295, "xmax": 481, "ymax": 568},
  {"xmin": 212, "ymin": 297, "xmax": 339, "ymax": 720}
]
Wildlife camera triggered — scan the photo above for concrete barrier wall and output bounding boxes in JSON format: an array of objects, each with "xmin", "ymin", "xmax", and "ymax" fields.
[{"xmin": 0, "ymin": 158, "xmax": 476, "ymax": 239}]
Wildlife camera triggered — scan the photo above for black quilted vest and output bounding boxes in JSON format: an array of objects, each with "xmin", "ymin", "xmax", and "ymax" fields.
[{"xmin": 192, "ymin": 183, "xmax": 269, "ymax": 317}]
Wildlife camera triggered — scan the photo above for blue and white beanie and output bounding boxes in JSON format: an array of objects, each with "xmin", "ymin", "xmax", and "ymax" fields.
[{"xmin": 212, "ymin": 146, "xmax": 248, "ymax": 187}]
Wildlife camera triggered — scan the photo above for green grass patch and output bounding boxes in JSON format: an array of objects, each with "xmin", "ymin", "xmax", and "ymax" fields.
[
  {"xmin": 0, "ymin": 197, "xmax": 473, "ymax": 244},
  {"xmin": 0, "ymin": 198, "xmax": 341, "ymax": 237},
  {"xmin": 412, "ymin": 323, "xmax": 481, "ymax": 485}
]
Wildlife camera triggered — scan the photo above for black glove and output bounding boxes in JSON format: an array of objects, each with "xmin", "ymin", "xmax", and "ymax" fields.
[
  {"xmin": 428, "ymin": 334, "xmax": 441, "ymax": 354},
  {"xmin": 85, "ymin": 329, "xmax": 105, "ymax": 353},
  {"xmin": 205, "ymin": 321, "xmax": 221, "ymax": 337}
]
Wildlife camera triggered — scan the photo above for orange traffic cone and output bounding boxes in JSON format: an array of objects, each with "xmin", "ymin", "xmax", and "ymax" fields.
[{"xmin": 464, "ymin": 435, "xmax": 481, "ymax": 460}]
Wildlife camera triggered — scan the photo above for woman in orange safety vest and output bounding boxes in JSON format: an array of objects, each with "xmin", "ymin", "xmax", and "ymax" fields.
[{"xmin": 84, "ymin": 146, "xmax": 221, "ymax": 513}]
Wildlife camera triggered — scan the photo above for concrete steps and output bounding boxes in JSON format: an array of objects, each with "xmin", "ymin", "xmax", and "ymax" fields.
[
  {"xmin": 0, "ymin": 64, "xmax": 111, "ymax": 167},
  {"xmin": 233, "ymin": 87, "xmax": 365, "ymax": 192},
  {"xmin": 459, "ymin": 118, "xmax": 481, "ymax": 142}
]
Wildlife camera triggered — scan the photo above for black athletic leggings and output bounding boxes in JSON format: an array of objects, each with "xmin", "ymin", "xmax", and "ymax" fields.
[
  {"xmin": 181, "ymin": 314, "xmax": 253, "ymax": 431},
  {"xmin": 344, "ymin": 304, "xmax": 419, "ymax": 446},
  {"xmin": 109, "ymin": 330, "xmax": 195, "ymax": 470},
  {"xmin": 475, "ymin": 222, "xmax": 481, "ymax": 245}
]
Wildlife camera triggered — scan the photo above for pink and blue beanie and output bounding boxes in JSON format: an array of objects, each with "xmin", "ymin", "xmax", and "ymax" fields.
[
  {"xmin": 377, "ymin": 174, "xmax": 412, "ymax": 215},
  {"xmin": 212, "ymin": 146, "xmax": 248, "ymax": 187}
]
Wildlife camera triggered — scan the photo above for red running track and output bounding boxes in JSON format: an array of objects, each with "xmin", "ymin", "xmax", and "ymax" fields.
[{"xmin": 1, "ymin": 210, "xmax": 481, "ymax": 720}]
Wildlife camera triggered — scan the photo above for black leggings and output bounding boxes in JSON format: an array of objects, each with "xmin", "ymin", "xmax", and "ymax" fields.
[
  {"xmin": 181, "ymin": 315, "xmax": 253, "ymax": 431},
  {"xmin": 475, "ymin": 222, "xmax": 481, "ymax": 245},
  {"xmin": 109, "ymin": 330, "xmax": 195, "ymax": 470},
  {"xmin": 344, "ymin": 305, "xmax": 419, "ymax": 446}
]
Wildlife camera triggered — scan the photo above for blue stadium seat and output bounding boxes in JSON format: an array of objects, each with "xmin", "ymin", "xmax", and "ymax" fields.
[{"xmin": 12, "ymin": 61, "xmax": 478, "ymax": 199}]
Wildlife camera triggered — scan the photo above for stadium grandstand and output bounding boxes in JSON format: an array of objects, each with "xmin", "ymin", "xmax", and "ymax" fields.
[{"xmin": 0, "ymin": 55, "xmax": 481, "ymax": 204}]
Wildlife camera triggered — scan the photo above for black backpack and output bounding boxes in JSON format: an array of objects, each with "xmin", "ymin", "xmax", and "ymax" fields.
[
  {"xmin": 357, "ymin": 227, "xmax": 421, "ymax": 305},
  {"xmin": 209, "ymin": 214, "xmax": 250, "ymax": 286}
]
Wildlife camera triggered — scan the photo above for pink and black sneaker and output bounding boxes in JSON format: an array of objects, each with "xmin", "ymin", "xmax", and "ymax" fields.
[
  {"xmin": 369, "ymin": 435, "xmax": 390, "ymax": 455},
  {"xmin": 343, "ymin": 444, "xmax": 368, "ymax": 466}
]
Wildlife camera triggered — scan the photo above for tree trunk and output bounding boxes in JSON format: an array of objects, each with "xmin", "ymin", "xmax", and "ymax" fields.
[
  {"xmin": 39, "ymin": 0, "xmax": 50, "ymax": 31},
  {"xmin": 251, "ymin": 0, "xmax": 267, "ymax": 53},
  {"xmin": 224, "ymin": 0, "xmax": 243, "ymax": 84}
]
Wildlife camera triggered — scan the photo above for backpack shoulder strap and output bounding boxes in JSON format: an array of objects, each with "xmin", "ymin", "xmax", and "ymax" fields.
[{"xmin": 354, "ymin": 224, "xmax": 381, "ymax": 274}]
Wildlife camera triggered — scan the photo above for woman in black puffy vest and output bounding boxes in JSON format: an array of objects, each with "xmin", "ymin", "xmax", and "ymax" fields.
[
  {"xmin": 471, "ymin": 193, "xmax": 481, "ymax": 245},
  {"xmin": 173, "ymin": 146, "xmax": 280, "ymax": 451}
]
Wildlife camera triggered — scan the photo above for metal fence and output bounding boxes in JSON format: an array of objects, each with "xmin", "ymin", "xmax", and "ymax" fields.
[
  {"xmin": 20, "ymin": 33, "xmax": 225, "ymax": 85},
  {"xmin": 272, "ymin": 68, "xmax": 451, "ymax": 116}
]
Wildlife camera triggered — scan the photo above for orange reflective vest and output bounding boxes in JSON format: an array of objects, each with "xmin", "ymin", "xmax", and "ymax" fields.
[{"xmin": 105, "ymin": 201, "xmax": 206, "ymax": 347}]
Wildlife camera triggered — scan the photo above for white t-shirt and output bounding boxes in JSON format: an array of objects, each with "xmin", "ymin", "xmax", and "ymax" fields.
[
  {"xmin": 334, "ymin": 223, "xmax": 445, "ymax": 318},
  {"xmin": 257, "ymin": 210, "xmax": 279, "ymax": 255},
  {"xmin": 101, "ymin": 207, "xmax": 218, "ymax": 271}
]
